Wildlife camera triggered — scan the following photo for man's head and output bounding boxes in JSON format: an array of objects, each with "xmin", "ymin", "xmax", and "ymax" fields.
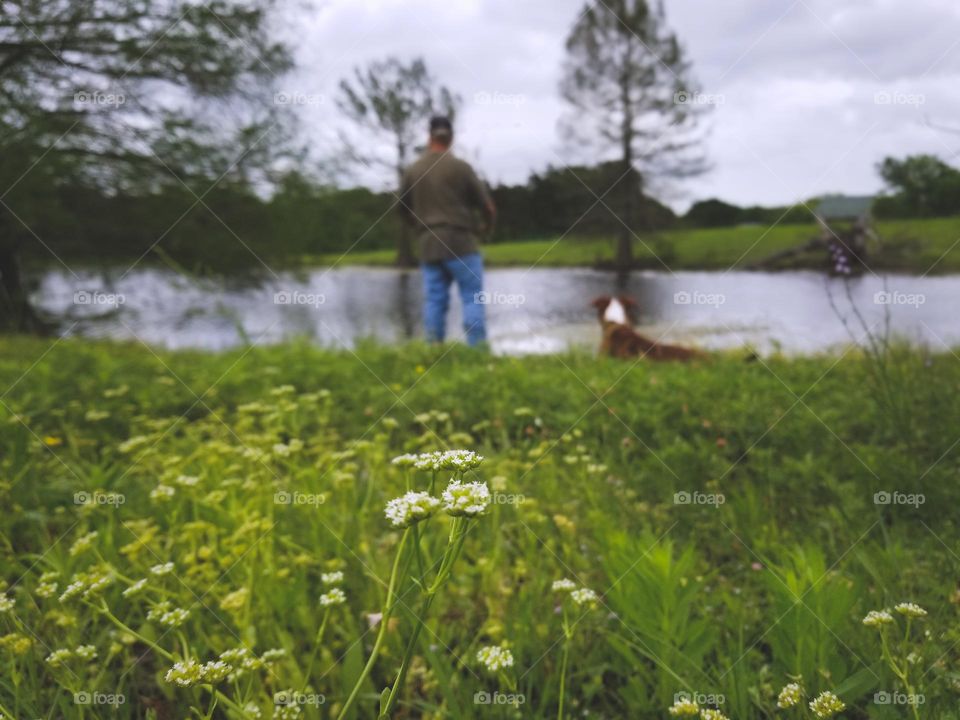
[{"xmin": 429, "ymin": 116, "xmax": 454, "ymax": 149}]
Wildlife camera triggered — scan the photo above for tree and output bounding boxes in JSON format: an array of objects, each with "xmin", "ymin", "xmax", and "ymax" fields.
[
  {"xmin": 876, "ymin": 155, "xmax": 960, "ymax": 218},
  {"xmin": 337, "ymin": 57, "xmax": 460, "ymax": 267},
  {"xmin": 685, "ymin": 199, "xmax": 742, "ymax": 228},
  {"xmin": 560, "ymin": 0, "xmax": 707, "ymax": 269},
  {"xmin": 0, "ymin": 0, "xmax": 292, "ymax": 331}
]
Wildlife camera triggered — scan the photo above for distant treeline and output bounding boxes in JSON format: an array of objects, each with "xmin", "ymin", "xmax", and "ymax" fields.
[{"xmin": 21, "ymin": 155, "xmax": 959, "ymax": 273}]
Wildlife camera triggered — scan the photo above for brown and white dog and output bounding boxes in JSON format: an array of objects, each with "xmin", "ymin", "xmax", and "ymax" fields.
[{"xmin": 591, "ymin": 296, "xmax": 704, "ymax": 361}]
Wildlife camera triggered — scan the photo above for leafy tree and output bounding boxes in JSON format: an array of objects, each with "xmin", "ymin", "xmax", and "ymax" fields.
[
  {"xmin": 876, "ymin": 155, "xmax": 960, "ymax": 218},
  {"xmin": 0, "ymin": 0, "xmax": 292, "ymax": 331},
  {"xmin": 337, "ymin": 56, "xmax": 460, "ymax": 267},
  {"xmin": 560, "ymin": 0, "xmax": 707, "ymax": 269},
  {"xmin": 685, "ymin": 199, "xmax": 742, "ymax": 228}
]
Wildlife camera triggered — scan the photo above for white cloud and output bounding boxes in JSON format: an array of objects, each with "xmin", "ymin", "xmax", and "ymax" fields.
[{"xmin": 284, "ymin": 0, "xmax": 960, "ymax": 212}]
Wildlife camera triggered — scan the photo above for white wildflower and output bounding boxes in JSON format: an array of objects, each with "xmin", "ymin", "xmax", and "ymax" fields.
[
  {"xmin": 668, "ymin": 697, "xmax": 699, "ymax": 716},
  {"xmin": 476, "ymin": 644, "xmax": 514, "ymax": 672},
  {"xmin": 809, "ymin": 691, "xmax": 845, "ymax": 718},
  {"xmin": 569, "ymin": 587, "xmax": 599, "ymax": 607},
  {"xmin": 384, "ymin": 491, "xmax": 440, "ymax": 528},
  {"xmin": 123, "ymin": 579, "xmax": 148, "ymax": 597},
  {"xmin": 862, "ymin": 610, "xmax": 894, "ymax": 627},
  {"xmin": 551, "ymin": 579, "xmax": 576, "ymax": 593},
  {"xmin": 150, "ymin": 562, "xmax": 175, "ymax": 576},
  {"xmin": 895, "ymin": 602, "xmax": 927, "ymax": 618},
  {"xmin": 777, "ymin": 683, "xmax": 803, "ymax": 709},
  {"xmin": 320, "ymin": 588, "xmax": 346, "ymax": 607},
  {"xmin": 321, "ymin": 571, "xmax": 344, "ymax": 585},
  {"xmin": 441, "ymin": 480, "xmax": 491, "ymax": 517}
]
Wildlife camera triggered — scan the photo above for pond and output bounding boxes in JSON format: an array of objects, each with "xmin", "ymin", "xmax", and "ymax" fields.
[{"xmin": 33, "ymin": 266, "xmax": 960, "ymax": 355}]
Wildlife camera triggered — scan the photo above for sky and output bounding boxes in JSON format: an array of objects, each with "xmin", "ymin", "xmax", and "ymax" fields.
[{"xmin": 282, "ymin": 0, "xmax": 960, "ymax": 212}]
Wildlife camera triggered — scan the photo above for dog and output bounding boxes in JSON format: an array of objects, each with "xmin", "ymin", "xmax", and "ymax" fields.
[{"xmin": 591, "ymin": 296, "xmax": 704, "ymax": 361}]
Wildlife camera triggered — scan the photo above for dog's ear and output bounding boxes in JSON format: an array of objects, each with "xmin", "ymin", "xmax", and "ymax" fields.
[
  {"xmin": 618, "ymin": 296, "xmax": 639, "ymax": 323},
  {"xmin": 591, "ymin": 296, "xmax": 611, "ymax": 310}
]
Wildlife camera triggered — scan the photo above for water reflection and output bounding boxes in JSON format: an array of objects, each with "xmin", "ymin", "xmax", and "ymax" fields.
[{"xmin": 33, "ymin": 266, "xmax": 960, "ymax": 355}]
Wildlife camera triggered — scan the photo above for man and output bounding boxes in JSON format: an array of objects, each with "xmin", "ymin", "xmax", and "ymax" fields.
[{"xmin": 400, "ymin": 116, "xmax": 496, "ymax": 347}]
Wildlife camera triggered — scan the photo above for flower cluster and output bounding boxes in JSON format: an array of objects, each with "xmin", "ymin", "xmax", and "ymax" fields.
[
  {"xmin": 808, "ymin": 690, "xmax": 845, "ymax": 718},
  {"xmin": 0, "ymin": 632, "xmax": 32, "ymax": 655},
  {"xmin": 862, "ymin": 609, "xmax": 894, "ymax": 627},
  {"xmin": 776, "ymin": 682, "xmax": 803, "ymax": 709},
  {"xmin": 45, "ymin": 645, "xmax": 98, "ymax": 667},
  {"xmin": 58, "ymin": 568, "xmax": 114, "ymax": 602},
  {"xmin": 667, "ymin": 698, "xmax": 728, "ymax": 719},
  {"xmin": 321, "ymin": 571, "xmax": 344, "ymax": 585},
  {"xmin": 668, "ymin": 697, "xmax": 700, "ymax": 716},
  {"xmin": 319, "ymin": 588, "xmax": 346, "ymax": 607},
  {"xmin": 553, "ymin": 578, "xmax": 599, "ymax": 608},
  {"xmin": 476, "ymin": 644, "xmax": 514, "ymax": 672},
  {"xmin": 150, "ymin": 561, "xmax": 175, "ymax": 576},
  {"xmin": 384, "ymin": 491, "xmax": 441, "ymax": 528},
  {"xmin": 411, "ymin": 450, "xmax": 485, "ymax": 472},
  {"xmin": 570, "ymin": 588, "xmax": 599, "ymax": 607},
  {"xmin": 147, "ymin": 601, "xmax": 190, "ymax": 627},
  {"xmin": 895, "ymin": 602, "xmax": 927, "ymax": 618},
  {"xmin": 0, "ymin": 593, "xmax": 13, "ymax": 613},
  {"xmin": 441, "ymin": 480, "xmax": 491, "ymax": 517},
  {"xmin": 165, "ymin": 648, "xmax": 278, "ymax": 688}
]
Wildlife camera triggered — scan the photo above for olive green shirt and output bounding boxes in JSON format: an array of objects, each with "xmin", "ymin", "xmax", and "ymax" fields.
[{"xmin": 399, "ymin": 150, "xmax": 494, "ymax": 263}]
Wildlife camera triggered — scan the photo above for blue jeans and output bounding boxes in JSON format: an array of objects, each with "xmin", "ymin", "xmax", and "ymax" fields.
[{"xmin": 422, "ymin": 253, "xmax": 487, "ymax": 346}]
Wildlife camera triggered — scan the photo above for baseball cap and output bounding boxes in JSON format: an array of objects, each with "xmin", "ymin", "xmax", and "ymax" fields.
[{"xmin": 429, "ymin": 116, "xmax": 453, "ymax": 135}]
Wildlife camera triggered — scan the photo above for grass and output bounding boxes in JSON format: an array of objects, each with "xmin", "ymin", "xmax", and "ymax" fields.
[
  {"xmin": 307, "ymin": 216, "xmax": 960, "ymax": 274},
  {"xmin": 1, "ymin": 337, "xmax": 959, "ymax": 718}
]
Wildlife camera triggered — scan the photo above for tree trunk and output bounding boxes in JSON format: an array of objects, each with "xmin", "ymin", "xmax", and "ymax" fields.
[
  {"xmin": 616, "ymin": 156, "xmax": 636, "ymax": 271},
  {"xmin": 0, "ymin": 242, "xmax": 48, "ymax": 334},
  {"xmin": 395, "ymin": 157, "xmax": 417, "ymax": 269},
  {"xmin": 396, "ymin": 223, "xmax": 416, "ymax": 268}
]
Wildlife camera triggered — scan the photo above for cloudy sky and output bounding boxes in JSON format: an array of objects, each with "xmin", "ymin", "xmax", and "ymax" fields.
[{"xmin": 284, "ymin": 0, "xmax": 960, "ymax": 212}]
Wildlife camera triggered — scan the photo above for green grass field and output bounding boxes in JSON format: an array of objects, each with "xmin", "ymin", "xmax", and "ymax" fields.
[
  {"xmin": 309, "ymin": 216, "xmax": 960, "ymax": 274},
  {"xmin": 1, "ymin": 337, "xmax": 958, "ymax": 718}
]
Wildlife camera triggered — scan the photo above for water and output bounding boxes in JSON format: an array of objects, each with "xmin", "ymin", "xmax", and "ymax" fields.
[{"xmin": 33, "ymin": 266, "xmax": 960, "ymax": 355}]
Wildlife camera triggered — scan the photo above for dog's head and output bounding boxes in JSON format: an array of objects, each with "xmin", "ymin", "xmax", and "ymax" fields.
[{"xmin": 591, "ymin": 295, "xmax": 638, "ymax": 326}]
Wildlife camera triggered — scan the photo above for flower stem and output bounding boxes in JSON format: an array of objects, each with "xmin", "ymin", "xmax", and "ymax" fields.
[
  {"xmin": 337, "ymin": 528, "xmax": 411, "ymax": 720},
  {"xmin": 301, "ymin": 608, "xmax": 330, "ymax": 690}
]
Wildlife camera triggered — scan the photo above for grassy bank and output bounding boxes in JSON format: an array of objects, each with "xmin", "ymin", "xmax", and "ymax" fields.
[
  {"xmin": 308, "ymin": 216, "xmax": 960, "ymax": 274},
  {"xmin": 1, "ymin": 338, "xmax": 958, "ymax": 718}
]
